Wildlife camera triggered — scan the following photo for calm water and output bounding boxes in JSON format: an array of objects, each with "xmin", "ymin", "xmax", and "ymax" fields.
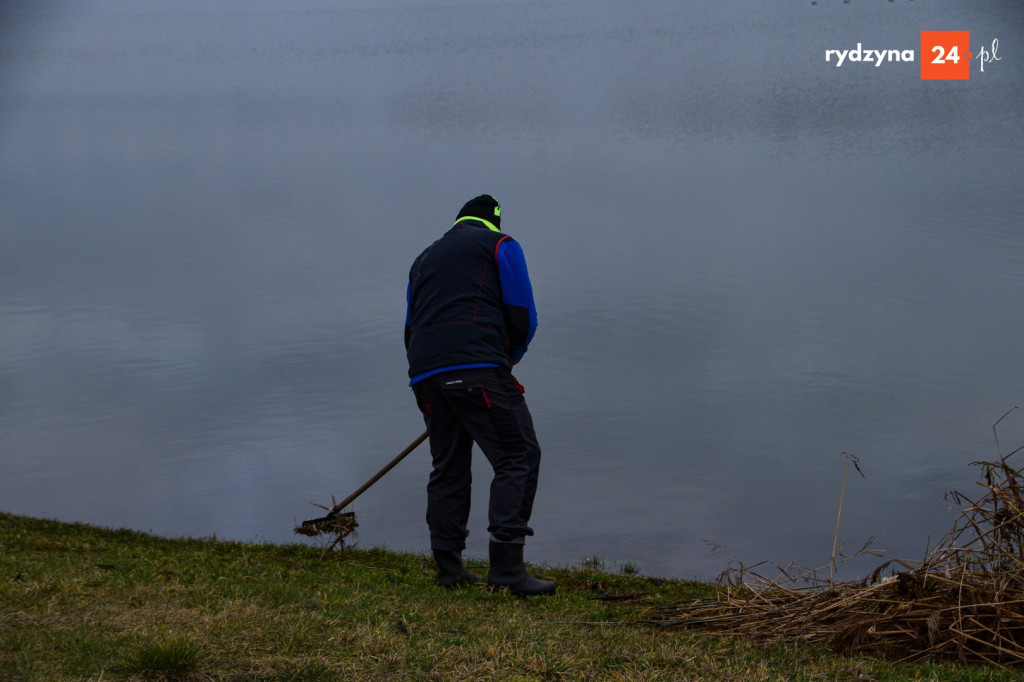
[{"xmin": 2, "ymin": 0, "xmax": 1023, "ymax": 580}]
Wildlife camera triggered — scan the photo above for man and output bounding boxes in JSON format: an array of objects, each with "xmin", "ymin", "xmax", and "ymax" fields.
[{"xmin": 405, "ymin": 194, "xmax": 555, "ymax": 596}]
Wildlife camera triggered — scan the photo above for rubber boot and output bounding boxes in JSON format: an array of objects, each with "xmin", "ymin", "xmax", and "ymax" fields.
[
  {"xmin": 432, "ymin": 549, "xmax": 480, "ymax": 588},
  {"xmin": 486, "ymin": 540, "xmax": 556, "ymax": 596}
]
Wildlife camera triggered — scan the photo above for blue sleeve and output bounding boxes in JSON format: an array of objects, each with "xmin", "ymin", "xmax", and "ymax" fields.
[
  {"xmin": 405, "ymin": 281, "xmax": 412, "ymax": 326},
  {"xmin": 496, "ymin": 238, "xmax": 537, "ymax": 364}
]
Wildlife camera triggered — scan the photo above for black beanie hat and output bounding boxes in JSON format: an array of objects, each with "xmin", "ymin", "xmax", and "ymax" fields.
[{"xmin": 456, "ymin": 194, "xmax": 501, "ymax": 229}]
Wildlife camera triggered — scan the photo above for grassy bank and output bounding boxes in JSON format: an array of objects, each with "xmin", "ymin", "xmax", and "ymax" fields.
[{"xmin": 0, "ymin": 512, "xmax": 1018, "ymax": 680}]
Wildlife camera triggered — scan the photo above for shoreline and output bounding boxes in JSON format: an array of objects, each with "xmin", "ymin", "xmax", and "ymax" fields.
[{"xmin": 2, "ymin": 511, "xmax": 1018, "ymax": 680}]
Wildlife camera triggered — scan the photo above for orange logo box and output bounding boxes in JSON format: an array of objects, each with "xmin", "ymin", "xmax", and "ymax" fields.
[{"xmin": 921, "ymin": 31, "xmax": 971, "ymax": 80}]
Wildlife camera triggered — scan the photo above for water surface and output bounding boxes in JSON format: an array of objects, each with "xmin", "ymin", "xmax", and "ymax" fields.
[{"xmin": 2, "ymin": 0, "xmax": 1023, "ymax": 579}]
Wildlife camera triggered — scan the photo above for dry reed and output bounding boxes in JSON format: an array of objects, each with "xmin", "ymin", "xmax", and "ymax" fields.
[{"xmin": 648, "ymin": 407, "xmax": 1024, "ymax": 665}]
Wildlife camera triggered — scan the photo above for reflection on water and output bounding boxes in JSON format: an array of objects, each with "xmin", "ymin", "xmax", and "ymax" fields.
[{"xmin": 1, "ymin": 0, "xmax": 1023, "ymax": 579}]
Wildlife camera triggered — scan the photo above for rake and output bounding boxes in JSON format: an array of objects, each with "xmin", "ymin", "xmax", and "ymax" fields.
[{"xmin": 294, "ymin": 430, "xmax": 428, "ymax": 550}]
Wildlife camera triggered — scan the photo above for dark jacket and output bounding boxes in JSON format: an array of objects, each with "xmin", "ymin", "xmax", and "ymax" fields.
[{"xmin": 405, "ymin": 218, "xmax": 537, "ymax": 385}]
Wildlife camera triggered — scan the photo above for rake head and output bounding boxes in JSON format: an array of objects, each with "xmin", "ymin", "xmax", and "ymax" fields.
[{"xmin": 294, "ymin": 496, "xmax": 359, "ymax": 551}]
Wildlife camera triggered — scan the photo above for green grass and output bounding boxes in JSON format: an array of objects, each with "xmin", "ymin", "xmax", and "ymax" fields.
[
  {"xmin": 120, "ymin": 633, "xmax": 203, "ymax": 678},
  {"xmin": 0, "ymin": 511, "xmax": 1020, "ymax": 680}
]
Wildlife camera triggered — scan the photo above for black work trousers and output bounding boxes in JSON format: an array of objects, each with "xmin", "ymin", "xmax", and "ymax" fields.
[{"xmin": 413, "ymin": 367, "xmax": 542, "ymax": 551}]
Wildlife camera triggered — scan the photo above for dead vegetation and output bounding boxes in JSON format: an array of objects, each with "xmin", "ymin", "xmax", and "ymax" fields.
[
  {"xmin": 293, "ymin": 431, "xmax": 428, "ymax": 553},
  {"xmin": 648, "ymin": 408, "xmax": 1024, "ymax": 666},
  {"xmin": 293, "ymin": 501, "xmax": 359, "ymax": 553}
]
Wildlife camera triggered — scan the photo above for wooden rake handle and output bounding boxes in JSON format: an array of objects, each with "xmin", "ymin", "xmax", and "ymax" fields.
[{"xmin": 301, "ymin": 430, "xmax": 428, "ymax": 525}]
